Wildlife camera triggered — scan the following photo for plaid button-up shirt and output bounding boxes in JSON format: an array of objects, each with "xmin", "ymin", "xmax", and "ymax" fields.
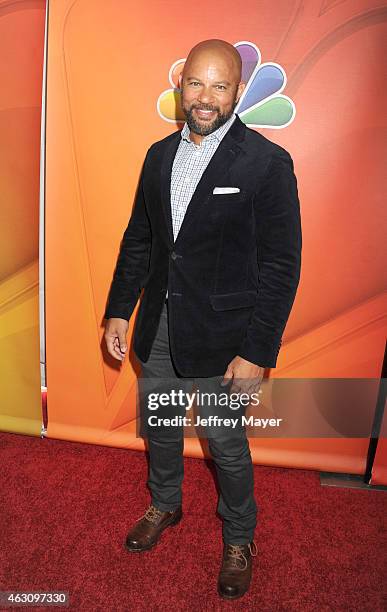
[
  {"xmin": 170, "ymin": 112, "xmax": 237, "ymax": 241},
  {"xmin": 166, "ymin": 113, "xmax": 236, "ymax": 300}
]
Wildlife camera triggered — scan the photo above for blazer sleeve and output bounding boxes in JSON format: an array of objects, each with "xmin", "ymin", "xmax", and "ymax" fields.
[
  {"xmin": 103, "ymin": 150, "xmax": 152, "ymax": 321},
  {"xmin": 238, "ymin": 151, "xmax": 302, "ymax": 368}
]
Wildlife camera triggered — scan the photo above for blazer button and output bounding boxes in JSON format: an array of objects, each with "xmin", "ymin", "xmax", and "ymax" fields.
[{"xmin": 171, "ymin": 251, "xmax": 177, "ymax": 260}]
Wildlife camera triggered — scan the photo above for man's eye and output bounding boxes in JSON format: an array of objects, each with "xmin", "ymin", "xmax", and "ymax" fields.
[
  {"xmin": 216, "ymin": 85, "xmax": 226, "ymax": 90},
  {"xmin": 190, "ymin": 82, "xmax": 200, "ymax": 86}
]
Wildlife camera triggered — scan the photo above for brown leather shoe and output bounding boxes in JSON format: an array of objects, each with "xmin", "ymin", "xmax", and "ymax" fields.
[
  {"xmin": 124, "ymin": 504, "xmax": 182, "ymax": 552},
  {"xmin": 217, "ymin": 541, "xmax": 258, "ymax": 599}
]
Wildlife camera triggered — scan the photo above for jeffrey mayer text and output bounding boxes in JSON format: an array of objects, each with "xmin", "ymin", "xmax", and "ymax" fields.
[{"xmin": 147, "ymin": 415, "xmax": 283, "ymax": 428}]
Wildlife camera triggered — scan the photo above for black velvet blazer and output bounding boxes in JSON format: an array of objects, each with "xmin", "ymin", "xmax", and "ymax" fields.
[{"xmin": 104, "ymin": 114, "xmax": 302, "ymax": 376}]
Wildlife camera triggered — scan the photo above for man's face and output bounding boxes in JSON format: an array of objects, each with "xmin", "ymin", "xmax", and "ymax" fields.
[{"xmin": 179, "ymin": 52, "xmax": 244, "ymax": 136}]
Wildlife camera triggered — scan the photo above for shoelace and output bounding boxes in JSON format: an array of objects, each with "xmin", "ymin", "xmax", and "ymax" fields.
[
  {"xmin": 136, "ymin": 504, "xmax": 164, "ymax": 525},
  {"xmin": 226, "ymin": 541, "xmax": 258, "ymax": 570}
]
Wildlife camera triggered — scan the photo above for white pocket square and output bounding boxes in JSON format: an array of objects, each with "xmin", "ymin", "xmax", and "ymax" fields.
[{"xmin": 212, "ymin": 187, "xmax": 240, "ymax": 194}]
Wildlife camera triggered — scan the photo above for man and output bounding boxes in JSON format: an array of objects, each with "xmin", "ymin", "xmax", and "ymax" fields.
[{"xmin": 104, "ymin": 39, "xmax": 302, "ymax": 600}]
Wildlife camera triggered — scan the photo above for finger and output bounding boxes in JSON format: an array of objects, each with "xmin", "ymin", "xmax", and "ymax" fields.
[
  {"xmin": 113, "ymin": 338, "xmax": 124, "ymax": 353},
  {"xmin": 221, "ymin": 367, "xmax": 233, "ymax": 386},
  {"xmin": 233, "ymin": 379, "xmax": 250, "ymax": 395},
  {"xmin": 106, "ymin": 334, "xmax": 125, "ymax": 361},
  {"xmin": 246, "ymin": 387, "xmax": 259, "ymax": 401},
  {"xmin": 117, "ymin": 332, "xmax": 128, "ymax": 354},
  {"xmin": 113, "ymin": 332, "xmax": 127, "ymax": 356},
  {"xmin": 246, "ymin": 381, "xmax": 261, "ymax": 396}
]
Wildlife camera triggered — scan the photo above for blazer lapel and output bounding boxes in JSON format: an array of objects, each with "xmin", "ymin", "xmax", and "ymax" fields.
[
  {"xmin": 160, "ymin": 132, "xmax": 181, "ymax": 245},
  {"xmin": 160, "ymin": 114, "xmax": 247, "ymax": 247}
]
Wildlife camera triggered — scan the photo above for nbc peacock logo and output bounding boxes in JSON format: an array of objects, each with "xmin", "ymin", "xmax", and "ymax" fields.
[{"xmin": 157, "ymin": 41, "xmax": 295, "ymax": 129}]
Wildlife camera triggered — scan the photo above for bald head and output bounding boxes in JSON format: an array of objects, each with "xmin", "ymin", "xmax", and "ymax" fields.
[
  {"xmin": 183, "ymin": 39, "xmax": 242, "ymax": 83},
  {"xmin": 178, "ymin": 39, "xmax": 246, "ymax": 141}
]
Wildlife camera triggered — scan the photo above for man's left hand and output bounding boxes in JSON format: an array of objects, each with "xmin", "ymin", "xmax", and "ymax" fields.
[{"xmin": 221, "ymin": 355, "xmax": 264, "ymax": 395}]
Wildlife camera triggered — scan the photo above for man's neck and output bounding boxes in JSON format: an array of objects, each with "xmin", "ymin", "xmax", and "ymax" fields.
[
  {"xmin": 186, "ymin": 113, "xmax": 236, "ymax": 146},
  {"xmin": 189, "ymin": 130, "xmax": 203, "ymax": 146}
]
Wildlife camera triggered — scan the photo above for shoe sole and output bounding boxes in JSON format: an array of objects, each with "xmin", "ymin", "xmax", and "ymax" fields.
[{"xmin": 124, "ymin": 512, "xmax": 183, "ymax": 553}]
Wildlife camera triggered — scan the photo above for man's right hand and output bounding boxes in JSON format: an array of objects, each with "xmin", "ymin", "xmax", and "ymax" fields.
[{"xmin": 104, "ymin": 318, "xmax": 129, "ymax": 361}]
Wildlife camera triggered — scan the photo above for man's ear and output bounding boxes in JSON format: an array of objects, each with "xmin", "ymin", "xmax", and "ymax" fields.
[
  {"xmin": 236, "ymin": 80, "xmax": 247, "ymax": 102},
  {"xmin": 178, "ymin": 73, "xmax": 183, "ymax": 90}
]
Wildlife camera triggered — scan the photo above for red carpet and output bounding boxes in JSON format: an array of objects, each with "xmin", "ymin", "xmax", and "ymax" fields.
[{"xmin": 1, "ymin": 431, "xmax": 386, "ymax": 611}]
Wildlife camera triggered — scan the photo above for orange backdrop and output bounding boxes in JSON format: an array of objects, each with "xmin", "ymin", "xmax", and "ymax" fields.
[
  {"xmin": 45, "ymin": 0, "xmax": 387, "ymax": 474},
  {"xmin": 0, "ymin": 0, "xmax": 45, "ymax": 435}
]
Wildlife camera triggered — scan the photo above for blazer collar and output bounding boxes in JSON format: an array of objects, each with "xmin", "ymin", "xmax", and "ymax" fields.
[{"xmin": 160, "ymin": 114, "xmax": 247, "ymax": 246}]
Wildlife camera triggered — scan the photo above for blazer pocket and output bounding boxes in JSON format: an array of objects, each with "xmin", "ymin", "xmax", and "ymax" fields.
[
  {"xmin": 210, "ymin": 190, "xmax": 247, "ymax": 203},
  {"xmin": 209, "ymin": 290, "xmax": 258, "ymax": 311}
]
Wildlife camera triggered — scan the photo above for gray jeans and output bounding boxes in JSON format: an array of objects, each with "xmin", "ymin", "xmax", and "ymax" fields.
[{"xmin": 135, "ymin": 301, "xmax": 257, "ymax": 544}]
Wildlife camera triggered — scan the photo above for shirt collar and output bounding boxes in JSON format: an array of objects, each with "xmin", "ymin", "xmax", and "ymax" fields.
[{"xmin": 180, "ymin": 112, "xmax": 237, "ymax": 145}]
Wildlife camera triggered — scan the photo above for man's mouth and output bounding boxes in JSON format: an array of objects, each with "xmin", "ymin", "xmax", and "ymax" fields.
[{"xmin": 193, "ymin": 108, "xmax": 217, "ymax": 120}]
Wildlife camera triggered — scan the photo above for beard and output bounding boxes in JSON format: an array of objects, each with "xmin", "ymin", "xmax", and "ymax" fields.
[{"xmin": 181, "ymin": 90, "xmax": 238, "ymax": 136}]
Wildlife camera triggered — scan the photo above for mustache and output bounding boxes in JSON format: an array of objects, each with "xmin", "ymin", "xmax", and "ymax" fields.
[{"xmin": 192, "ymin": 105, "xmax": 219, "ymax": 112}]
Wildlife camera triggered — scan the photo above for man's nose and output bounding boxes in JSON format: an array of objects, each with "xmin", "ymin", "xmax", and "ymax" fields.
[{"xmin": 197, "ymin": 86, "xmax": 214, "ymax": 104}]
